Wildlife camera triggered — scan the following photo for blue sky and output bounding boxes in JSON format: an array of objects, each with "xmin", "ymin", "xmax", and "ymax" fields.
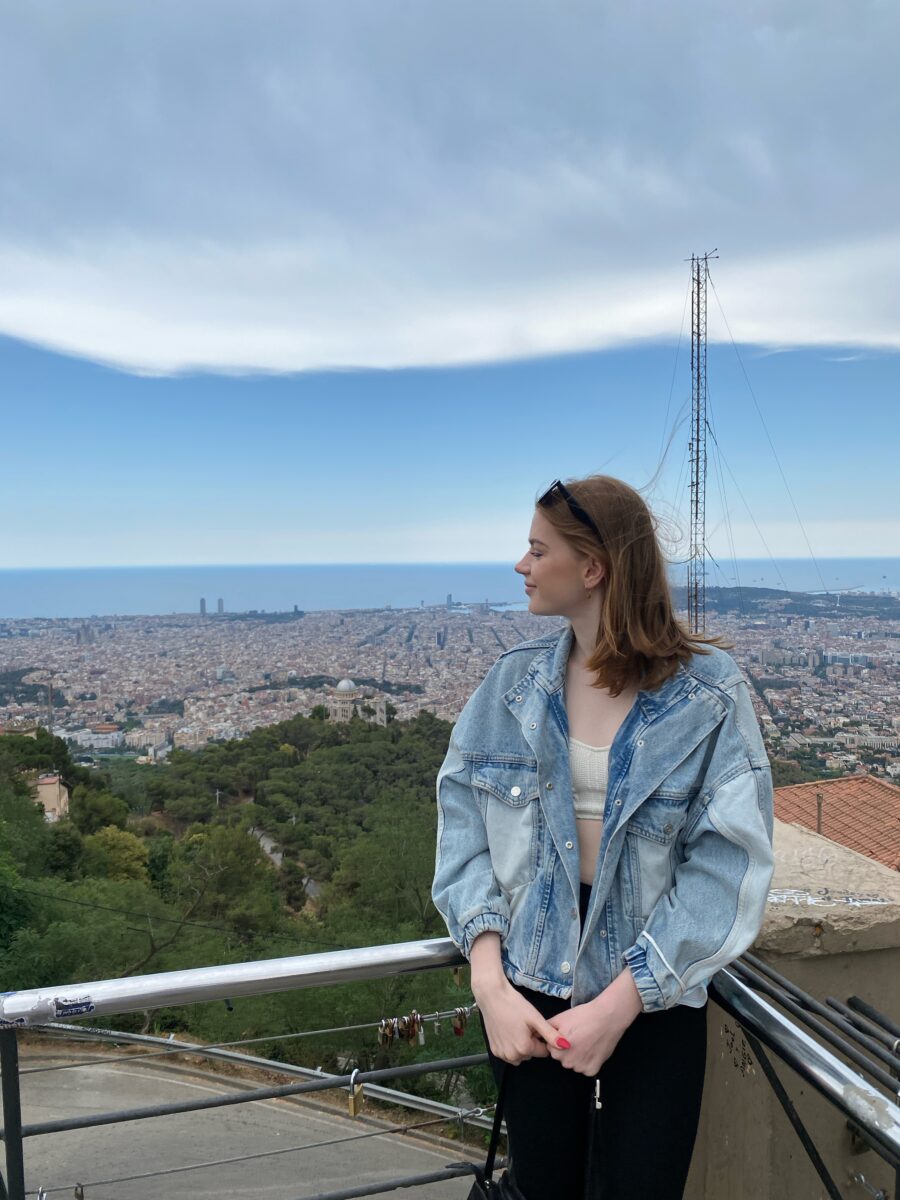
[
  {"xmin": 1, "ymin": 330, "xmax": 896, "ymax": 567},
  {"xmin": 0, "ymin": 2, "xmax": 898, "ymax": 567}
]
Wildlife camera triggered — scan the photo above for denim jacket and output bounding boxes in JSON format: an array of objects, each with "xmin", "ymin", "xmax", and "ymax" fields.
[{"xmin": 432, "ymin": 626, "xmax": 774, "ymax": 1012}]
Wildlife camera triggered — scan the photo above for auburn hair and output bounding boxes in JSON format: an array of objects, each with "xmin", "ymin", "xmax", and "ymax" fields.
[{"xmin": 537, "ymin": 475, "xmax": 725, "ymax": 694}]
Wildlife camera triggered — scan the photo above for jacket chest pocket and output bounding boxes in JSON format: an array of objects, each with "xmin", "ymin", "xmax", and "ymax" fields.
[
  {"xmin": 624, "ymin": 794, "xmax": 690, "ymax": 920},
  {"xmin": 472, "ymin": 763, "xmax": 541, "ymax": 893}
]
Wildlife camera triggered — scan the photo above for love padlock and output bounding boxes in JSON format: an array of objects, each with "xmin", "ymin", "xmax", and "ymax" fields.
[{"xmin": 348, "ymin": 1068, "xmax": 364, "ymax": 1117}]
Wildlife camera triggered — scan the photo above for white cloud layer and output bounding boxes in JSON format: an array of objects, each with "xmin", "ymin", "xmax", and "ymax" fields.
[
  {"xmin": 3, "ymin": 512, "xmax": 894, "ymax": 568},
  {"xmin": 1, "ymin": 1, "xmax": 899, "ymax": 373}
]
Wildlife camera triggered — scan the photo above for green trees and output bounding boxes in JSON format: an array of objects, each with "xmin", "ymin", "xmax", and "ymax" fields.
[
  {"xmin": 70, "ymin": 786, "xmax": 130, "ymax": 834},
  {"xmin": 318, "ymin": 786, "xmax": 441, "ymax": 944},
  {"xmin": 0, "ymin": 775, "xmax": 48, "ymax": 876},
  {"xmin": 168, "ymin": 824, "xmax": 281, "ymax": 940},
  {"xmin": 45, "ymin": 821, "xmax": 84, "ymax": 880},
  {"xmin": 0, "ymin": 709, "xmax": 464, "ymax": 1088},
  {"xmin": 83, "ymin": 826, "xmax": 150, "ymax": 882}
]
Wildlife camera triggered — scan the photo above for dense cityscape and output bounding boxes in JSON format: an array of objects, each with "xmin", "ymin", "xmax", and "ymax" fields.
[{"xmin": 1, "ymin": 587, "xmax": 898, "ymax": 782}]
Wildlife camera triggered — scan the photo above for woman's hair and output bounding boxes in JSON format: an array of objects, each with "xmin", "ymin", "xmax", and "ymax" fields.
[{"xmin": 537, "ymin": 475, "xmax": 724, "ymax": 694}]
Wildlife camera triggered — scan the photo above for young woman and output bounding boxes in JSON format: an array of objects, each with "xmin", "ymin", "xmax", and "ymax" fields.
[{"xmin": 433, "ymin": 476, "xmax": 774, "ymax": 1200}]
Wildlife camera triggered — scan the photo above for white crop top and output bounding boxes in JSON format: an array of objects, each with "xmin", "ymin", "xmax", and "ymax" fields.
[{"xmin": 569, "ymin": 737, "xmax": 610, "ymax": 821}]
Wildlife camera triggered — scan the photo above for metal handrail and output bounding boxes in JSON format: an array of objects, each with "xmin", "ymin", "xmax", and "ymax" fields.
[
  {"xmin": 713, "ymin": 970, "xmax": 900, "ymax": 1165},
  {"xmin": 0, "ymin": 937, "xmax": 464, "ymax": 1025},
  {"xmin": 26, "ymin": 1024, "xmax": 499, "ymax": 1133},
  {"xmin": 2, "ymin": 937, "xmax": 899, "ymax": 1163}
]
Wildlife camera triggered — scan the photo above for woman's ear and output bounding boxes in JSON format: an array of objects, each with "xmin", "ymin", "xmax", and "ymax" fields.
[{"xmin": 584, "ymin": 557, "xmax": 605, "ymax": 591}]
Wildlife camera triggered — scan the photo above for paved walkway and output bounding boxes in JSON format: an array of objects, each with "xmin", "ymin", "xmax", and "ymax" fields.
[{"xmin": 17, "ymin": 1055, "xmax": 478, "ymax": 1199}]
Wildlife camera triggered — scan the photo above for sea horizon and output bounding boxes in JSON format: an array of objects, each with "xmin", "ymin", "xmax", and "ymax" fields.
[{"xmin": 0, "ymin": 558, "xmax": 898, "ymax": 621}]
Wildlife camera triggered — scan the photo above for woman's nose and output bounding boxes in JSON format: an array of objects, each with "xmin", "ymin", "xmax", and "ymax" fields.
[{"xmin": 514, "ymin": 555, "xmax": 528, "ymax": 575}]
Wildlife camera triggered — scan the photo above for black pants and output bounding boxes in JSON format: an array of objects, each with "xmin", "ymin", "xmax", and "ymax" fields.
[{"xmin": 483, "ymin": 886, "xmax": 707, "ymax": 1200}]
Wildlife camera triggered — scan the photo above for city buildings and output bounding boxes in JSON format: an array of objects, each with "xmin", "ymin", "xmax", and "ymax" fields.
[{"xmin": 0, "ymin": 593, "xmax": 897, "ymax": 781}]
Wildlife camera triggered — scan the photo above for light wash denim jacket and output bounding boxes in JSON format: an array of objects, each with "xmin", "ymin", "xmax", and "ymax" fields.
[{"xmin": 432, "ymin": 626, "xmax": 774, "ymax": 1011}]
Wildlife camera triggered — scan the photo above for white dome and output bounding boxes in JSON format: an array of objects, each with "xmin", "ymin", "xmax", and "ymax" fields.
[{"xmin": 336, "ymin": 678, "xmax": 357, "ymax": 692}]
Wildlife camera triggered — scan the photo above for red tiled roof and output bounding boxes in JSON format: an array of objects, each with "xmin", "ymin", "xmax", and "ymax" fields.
[{"xmin": 774, "ymin": 775, "xmax": 900, "ymax": 871}]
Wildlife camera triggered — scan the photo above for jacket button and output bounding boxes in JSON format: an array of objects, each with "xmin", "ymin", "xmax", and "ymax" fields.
[
  {"xmin": 561, "ymin": 961, "xmax": 571, "ymax": 973},
  {"xmin": 546, "ymin": 782, "xmax": 553, "ymax": 790},
  {"xmin": 599, "ymin": 929, "xmax": 607, "ymax": 939},
  {"xmin": 529, "ymin": 721, "xmax": 537, "ymax": 729},
  {"xmin": 510, "ymin": 786, "xmax": 522, "ymax": 797},
  {"xmin": 515, "ymin": 695, "xmax": 523, "ymax": 702},
  {"xmin": 664, "ymin": 823, "xmax": 673, "ymax": 834},
  {"xmin": 614, "ymin": 798, "xmax": 622, "ymax": 806},
  {"xmin": 637, "ymin": 739, "xmax": 644, "ymax": 747},
  {"xmin": 571, "ymin": 908, "xmax": 578, "ymax": 919},
  {"xmin": 565, "ymin": 840, "xmax": 574, "ymax": 849}
]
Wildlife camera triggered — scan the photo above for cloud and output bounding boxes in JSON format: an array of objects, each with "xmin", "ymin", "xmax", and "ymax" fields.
[
  {"xmin": 0, "ymin": 512, "xmax": 528, "ymax": 568},
  {"xmin": 706, "ymin": 519, "xmax": 900, "ymax": 561},
  {"xmin": 1, "ymin": 1, "xmax": 899, "ymax": 373}
]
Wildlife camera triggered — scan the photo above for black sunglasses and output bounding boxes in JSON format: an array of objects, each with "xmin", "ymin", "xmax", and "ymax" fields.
[{"xmin": 537, "ymin": 480, "xmax": 604, "ymax": 546}]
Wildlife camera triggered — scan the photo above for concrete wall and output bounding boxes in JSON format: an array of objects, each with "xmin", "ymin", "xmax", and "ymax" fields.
[{"xmin": 685, "ymin": 821, "xmax": 900, "ymax": 1200}]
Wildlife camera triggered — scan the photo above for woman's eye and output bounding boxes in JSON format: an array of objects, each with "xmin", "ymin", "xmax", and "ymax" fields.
[{"xmin": 530, "ymin": 550, "xmax": 542, "ymax": 559}]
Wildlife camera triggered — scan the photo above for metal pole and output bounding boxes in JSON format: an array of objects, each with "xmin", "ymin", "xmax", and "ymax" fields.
[
  {"xmin": 741, "ymin": 1030, "xmax": 843, "ymax": 1200},
  {"xmin": 0, "ymin": 1030, "xmax": 25, "ymax": 1200},
  {"xmin": 713, "ymin": 970, "xmax": 900, "ymax": 1166},
  {"xmin": 0, "ymin": 937, "xmax": 465, "ymax": 1026},
  {"xmin": 288, "ymin": 1165, "xmax": 477, "ymax": 1200},
  {"xmin": 18, "ymin": 1054, "xmax": 487, "ymax": 1139},
  {"xmin": 730, "ymin": 960, "xmax": 899, "ymax": 1094},
  {"xmin": 849, "ymin": 997, "xmax": 900, "ymax": 1043}
]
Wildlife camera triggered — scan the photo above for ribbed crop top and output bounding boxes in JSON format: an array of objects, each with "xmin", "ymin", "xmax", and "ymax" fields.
[{"xmin": 569, "ymin": 737, "xmax": 609, "ymax": 821}]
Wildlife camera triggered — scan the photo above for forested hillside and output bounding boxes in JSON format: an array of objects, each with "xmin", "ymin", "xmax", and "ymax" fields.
[{"xmin": 0, "ymin": 717, "xmax": 490, "ymax": 1101}]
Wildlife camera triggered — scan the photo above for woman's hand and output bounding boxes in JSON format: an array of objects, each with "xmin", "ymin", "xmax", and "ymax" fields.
[
  {"xmin": 470, "ymin": 932, "xmax": 561, "ymax": 1065},
  {"xmin": 547, "ymin": 968, "xmax": 643, "ymax": 1077},
  {"xmin": 477, "ymin": 977, "xmax": 563, "ymax": 1065}
]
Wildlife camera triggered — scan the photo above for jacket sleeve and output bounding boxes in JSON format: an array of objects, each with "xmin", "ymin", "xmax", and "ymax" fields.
[
  {"xmin": 621, "ymin": 679, "xmax": 775, "ymax": 1012},
  {"xmin": 432, "ymin": 730, "xmax": 511, "ymax": 957}
]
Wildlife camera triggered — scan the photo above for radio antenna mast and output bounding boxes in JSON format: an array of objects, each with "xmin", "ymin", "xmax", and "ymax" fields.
[{"xmin": 688, "ymin": 250, "xmax": 717, "ymax": 633}]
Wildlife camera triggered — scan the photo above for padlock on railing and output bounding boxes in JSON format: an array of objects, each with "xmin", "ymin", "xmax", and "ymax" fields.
[{"xmin": 347, "ymin": 1067, "xmax": 364, "ymax": 1117}]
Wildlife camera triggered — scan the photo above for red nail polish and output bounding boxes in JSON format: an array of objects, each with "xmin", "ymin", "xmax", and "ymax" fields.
[{"xmin": 556, "ymin": 1036, "xmax": 571, "ymax": 1049}]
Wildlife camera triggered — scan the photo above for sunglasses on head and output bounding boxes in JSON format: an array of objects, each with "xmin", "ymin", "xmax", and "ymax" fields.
[{"xmin": 537, "ymin": 480, "xmax": 604, "ymax": 546}]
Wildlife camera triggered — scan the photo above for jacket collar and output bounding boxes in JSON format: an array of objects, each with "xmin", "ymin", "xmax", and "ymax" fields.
[
  {"xmin": 530, "ymin": 624, "xmax": 574, "ymax": 693},
  {"xmin": 524, "ymin": 624, "xmax": 695, "ymax": 720}
]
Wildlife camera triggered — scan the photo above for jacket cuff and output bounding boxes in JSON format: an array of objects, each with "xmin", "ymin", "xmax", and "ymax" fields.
[
  {"xmin": 622, "ymin": 938, "xmax": 674, "ymax": 1013},
  {"xmin": 461, "ymin": 911, "xmax": 510, "ymax": 958}
]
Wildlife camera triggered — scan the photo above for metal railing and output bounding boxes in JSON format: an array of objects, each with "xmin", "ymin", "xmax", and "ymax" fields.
[
  {"xmin": 2, "ymin": 939, "xmax": 899, "ymax": 1199},
  {"xmin": 0, "ymin": 937, "xmax": 461, "ymax": 1026}
]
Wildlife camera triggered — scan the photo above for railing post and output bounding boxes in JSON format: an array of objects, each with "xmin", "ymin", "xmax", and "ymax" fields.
[{"xmin": 0, "ymin": 1029, "xmax": 26, "ymax": 1200}]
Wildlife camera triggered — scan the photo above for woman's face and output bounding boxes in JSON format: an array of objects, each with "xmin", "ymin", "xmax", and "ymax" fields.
[{"xmin": 514, "ymin": 508, "xmax": 602, "ymax": 618}]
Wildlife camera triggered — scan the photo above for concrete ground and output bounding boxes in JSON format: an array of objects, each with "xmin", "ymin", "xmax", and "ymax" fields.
[{"xmin": 16, "ymin": 1053, "xmax": 479, "ymax": 1199}]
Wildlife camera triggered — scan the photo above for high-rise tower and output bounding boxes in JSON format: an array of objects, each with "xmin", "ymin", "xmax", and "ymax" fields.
[{"xmin": 688, "ymin": 251, "xmax": 717, "ymax": 634}]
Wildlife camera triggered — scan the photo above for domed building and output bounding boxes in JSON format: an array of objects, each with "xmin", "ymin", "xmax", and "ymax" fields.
[{"xmin": 327, "ymin": 678, "xmax": 388, "ymax": 726}]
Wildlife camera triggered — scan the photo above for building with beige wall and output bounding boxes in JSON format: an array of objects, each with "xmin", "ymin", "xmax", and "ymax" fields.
[
  {"xmin": 32, "ymin": 772, "xmax": 69, "ymax": 822},
  {"xmin": 327, "ymin": 679, "xmax": 387, "ymax": 726}
]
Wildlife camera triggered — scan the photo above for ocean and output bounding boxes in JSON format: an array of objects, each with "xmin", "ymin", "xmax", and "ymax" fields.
[{"xmin": 0, "ymin": 559, "xmax": 898, "ymax": 620}]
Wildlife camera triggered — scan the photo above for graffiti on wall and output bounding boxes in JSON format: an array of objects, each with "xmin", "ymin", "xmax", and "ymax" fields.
[
  {"xmin": 720, "ymin": 1021, "xmax": 755, "ymax": 1077},
  {"xmin": 767, "ymin": 887, "xmax": 892, "ymax": 908}
]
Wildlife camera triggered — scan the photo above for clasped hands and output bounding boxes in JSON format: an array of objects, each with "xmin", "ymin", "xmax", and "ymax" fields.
[{"xmin": 477, "ymin": 969, "xmax": 643, "ymax": 1077}]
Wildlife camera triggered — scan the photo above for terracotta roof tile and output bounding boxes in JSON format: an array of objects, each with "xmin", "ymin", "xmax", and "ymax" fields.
[{"xmin": 774, "ymin": 775, "xmax": 900, "ymax": 871}]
